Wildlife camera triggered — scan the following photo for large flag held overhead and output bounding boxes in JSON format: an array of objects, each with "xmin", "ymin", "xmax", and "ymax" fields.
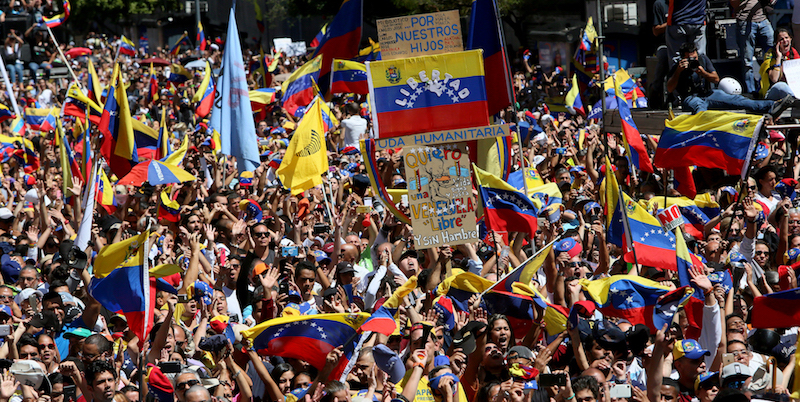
[
  {"xmin": 647, "ymin": 194, "xmax": 720, "ymax": 240},
  {"xmin": 119, "ymin": 36, "xmax": 136, "ymax": 56},
  {"xmin": 281, "ymin": 55, "xmax": 323, "ymax": 116},
  {"xmin": 466, "ymin": 0, "xmax": 513, "ymax": 116},
  {"xmin": 310, "ymin": 0, "xmax": 362, "ymax": 96},
  {"xmin": 751, "ymin": 288, "xmax": 800, "ymax": 328},
  {"xmin": 277, "ymin": 98, "xmax": 329, "ymax": 195},
  {"xmin": 474, "ymin": 165, "xmax": 541, "ymax": 238},
  {"xmin": 614, "ymin": 75, "xmax": 653, "ymax": 173},
  {"xmin": 366, "ymin": 50, "xmax": 490, "ymax": 138},
  {"xmin": 197, "ymin": 21, "xmax": 207, "ymax": 51},
  {"xmin": 654, "ymin": 111, "xmax": 762, "ymax": 178},
  {"xmin": 212, "ymin": 7, "xmax": 259, "ymax": 173},
  {"xmin": 89, "ymin": 231, "xmax": 153, "ymax": 346},
  {"xmin": 330, "ymin": 59, "xmax": 368, "ymax": 95},
  {"xmin": 603, "ymin": 158, "xmax": 678, "ymax": 270},
  {"xmin": 99, "ymin": 65, "xmax": 138, "ymax": 178},
  {"xmin": 437, "ymin": 271, "xmax": 494, "ymax": 312},
  {"xmin": 241, "ymin": 313, "xmax": 369, "ymax": 379},
  {"xmin": 581, "ymin": 275, "xmax": 693, "ymax": 332}
]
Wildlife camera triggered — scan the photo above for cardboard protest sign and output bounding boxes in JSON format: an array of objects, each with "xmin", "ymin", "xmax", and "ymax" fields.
[
  {"xmin": 403, "ymin": 144, "xmax": 478, "ymax": 247},
  {"xmin": 377, "ymin": 10, "xmax": 463, "ymax": 60}
]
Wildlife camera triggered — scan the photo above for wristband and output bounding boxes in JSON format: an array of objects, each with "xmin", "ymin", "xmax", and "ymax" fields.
[
  {"xmin": 413, "ymin": 362, "xmax": 425, "ymax": 369},
  {"xmin": 566, "ymin": 395, "xmax": 575, "ymax": 400}
]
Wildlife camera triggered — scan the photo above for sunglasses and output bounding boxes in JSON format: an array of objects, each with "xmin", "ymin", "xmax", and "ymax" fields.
[
  {"xmin": 38, "ymin": 343, "xmax": 55, "ymax": 350},
  {"xmin": 176, "ymin": 379, "xmax": 200, "ymax": 390},
  {"xmin": 253, "ymin": 232, "xmax": 269, "ymax": 238},
  {"xmin": 755, "ymin": 250, "xmax": 769, "ymax": 256}
]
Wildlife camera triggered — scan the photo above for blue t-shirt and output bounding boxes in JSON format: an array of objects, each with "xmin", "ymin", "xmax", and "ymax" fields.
[
  {"xmin": 54, "ymin": 317, "xmax": 87, "ymax": 358},
  {"xmin": 669, "ymin": 0, "xmax": 706, "ymax": 25}
]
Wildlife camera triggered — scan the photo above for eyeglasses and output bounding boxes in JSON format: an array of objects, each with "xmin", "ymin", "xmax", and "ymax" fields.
[
  {"xmin": 0, "ymin": 295, "xmax": 12, "ymax": 300},
  {"xmin": 755, "ymin": 250, "xmax": 769, "ymax": 256},
  {"xmin": 38, "ymin": 343, "xmax": 55, "ymax": 350},
  {"xmin": 19, "ymin": 352, "xmax": 38, "ymax": 358},
  {"xmin": 790, "ymin": 220, "xmax": 800, "ymax": 224},
  {"xmin": 729, "ymin": 350, "xmax": 748, "ymax": 357},
  {"xmin": 253, "ymin": 232, "xmax": 269, "ymax": 238},
  {"xmin": 748, "ymin": 186, "xmax": 757, "ymax": 190},
  {"xmin": 176, "ymin": 379, "xmax": 200, "ymax": 390}
]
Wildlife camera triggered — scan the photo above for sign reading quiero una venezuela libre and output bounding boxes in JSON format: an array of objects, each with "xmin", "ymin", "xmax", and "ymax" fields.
[{"xmin": 403, "ymin": 143, "xmax": 478, "ymax": 248}]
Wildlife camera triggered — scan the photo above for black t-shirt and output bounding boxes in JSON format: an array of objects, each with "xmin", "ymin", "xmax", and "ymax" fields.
[
  {"xmin": 654, "ymin": 0, "xmax": 669, "ymax": 27},
  {"xmin": 668, "ymin": 54, "xmax": 716, "ymax": 99}
]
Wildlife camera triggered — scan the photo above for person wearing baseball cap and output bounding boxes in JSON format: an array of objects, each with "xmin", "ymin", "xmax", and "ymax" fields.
[{"xmin": 672, "ymin": 339, "xmax": 710, "ymax": 394}]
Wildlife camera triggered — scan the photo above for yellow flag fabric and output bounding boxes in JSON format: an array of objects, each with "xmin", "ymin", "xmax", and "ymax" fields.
[
  {"xmin": 94, "ymin": 231, "xmax": 150, "ymax": 279},
  {"xmin": 383, "ymin": 276, "xmax": 417, "ymax": 309},
  {"xmin": 277, "ymin": 98, "xmax": 329, "ymax": 195}
]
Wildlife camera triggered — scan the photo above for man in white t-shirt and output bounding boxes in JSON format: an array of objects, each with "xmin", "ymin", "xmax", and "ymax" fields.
[{"xmin": 339, "ymin": 102, "xmax": 367, "ymax": 148}]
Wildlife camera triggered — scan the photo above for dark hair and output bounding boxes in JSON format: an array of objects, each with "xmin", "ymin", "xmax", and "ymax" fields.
[
  {"xmin": 270, "ymin": 363, "xmax": 294, "ymax": 384},
  {"xmin": 294, "ymin": 261, "xmax": 316, "ymax": 279},
  {"xmin": 777, "ymin": 27, "xmax": 792, "ymax": 39},
  {"xmin": 572, "ymin": 376, "xmax": 600, "ymax": 399},
  {"xmin": 679, "ymin": 42, "xmax": 698, "ymax": 56},
  {"xmin": 753, "ymin": 166, "xmax": 776, "ymax": 188},
  {"xmin": 476, "ymin": 382, "xmax": 502, "ymax": 401},
  {"xmin": 84, "ymin": 334, "xmax": 112, "ymax": 355},
  {"xmin": 17, "ymin": 333, "xmax": 38, "ymax": 353},
  {"xmin": 487, "ymin": 314, "xmax": 516, "ymax": 350},
  {"xmin": 662, "ymin": 377, "xmax": 681, "ymax": 390},
  {"xmin": 48, "ymin": 373, "xmax": 64, "ymax": 385},
  {"xmin": 86, "ymin": 360, "xmax": 116, "ymax": 386}
]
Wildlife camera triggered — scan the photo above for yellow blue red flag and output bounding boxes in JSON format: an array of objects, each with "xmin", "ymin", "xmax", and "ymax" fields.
[{"xmin": 366, "ymin": 50, "xmax": 490, "ymax": 138}]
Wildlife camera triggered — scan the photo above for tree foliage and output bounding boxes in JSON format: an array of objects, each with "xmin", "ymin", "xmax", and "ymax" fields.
[{"xmin": 68, "ymin": 0, "xmax": 182, "ymax": 34}]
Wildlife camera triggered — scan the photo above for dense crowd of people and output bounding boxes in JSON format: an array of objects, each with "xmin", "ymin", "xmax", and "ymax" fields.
[{"xmin": 0, "ymin": 1, "xmax": 794, "ymax": 402}]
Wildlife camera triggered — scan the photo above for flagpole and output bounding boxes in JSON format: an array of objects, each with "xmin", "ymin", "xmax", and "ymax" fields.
[
  {"xmin": 617, "ymin": 182, "xmax": 641, "ymax": 274},
  {"xmin": 0, "ymin": 55, "xmax": 21, "ymax": 117},
  {"xmin": 338, "ymin": 331, "xmax": 371, "ymax": 383},
  {"xmin": 596, "ymin": 1, "xmax": 608, "ymax": 159},
  {"xmin": 45, "ymin": 24, "xmax": 79, "ymax": 84},
  {"xmin": 480, "ymin": 236, "xmax": 561, "ymax": 297}
]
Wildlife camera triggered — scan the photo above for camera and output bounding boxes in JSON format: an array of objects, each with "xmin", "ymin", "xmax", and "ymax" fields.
[{"xmin": 688, "ymin": 58, "xmax": 700, "ymax": 70}]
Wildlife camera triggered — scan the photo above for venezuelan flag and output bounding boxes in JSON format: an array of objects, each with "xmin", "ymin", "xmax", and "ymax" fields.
[
  {"xmin": 581, "ymin": 275, "xmax": 681, "ymax": 331},
  {"xmin": 196, "ymin": 21, "xmax": 206, "ymax": 51},
  {"xmin": 494, "ymin": 241, "xmax": 553, "ymax": 293},
  {"xmin": 42, "ymin": 0, "xmax": 70, "ymax": 28},
  {"xmin": 675, "ymin": 226, "xmax": 706, "ymax": 339},
  {"xmin": 507, "ymin": 167, "xmax": 544, "ymax": 191},
  {"xmin": 673, "ymin": 166, "xmax": 697, "ymax": 199},
  {"xmin": 474, "ymin": 164, "xmax": 541, "ymax": 237},
  {"xmin": 87, "ymin": 59, "xmax": 102, "ymax": 104},
  {"xmin": 249, "ymin": 88, "xmax": 277, "ymax": 120},
  {"xmin": 89, "ymin": 231, "xmax": 155, "ymax": 347},
  {"xmin": 241, "ymin": 313, "xmax": 369, "ymax": 379},
  {"xmin": 169, "ymin": 32, "xmax": 188, "ymax": 56},
  {"xmin": 654, "ymin": 111, "xmax": 762, "ymax": 178},
  {"xmin": 579, "ymin": 17, "xmax": 597, "ymax": 52},
  {"xmin": 63, "ymin": 83, "xmax": 103, "ymax": 125},
  {"xmin": 192, "ymin": 61, "xmax": 215, "ymax": 118},
  {"xmin": 353, "ymin": 38, "xmax": 381, "ymax": 62},
  {"xmin": 565, "ymin": 74, "xmax": 584, "ymax": 116},
  {"xmin": 615, "ymin": 74, "xmax": 653, "ymax": 173},
  {"xmin": 751, "ymin": 287, "xmax": 800, "ymax": 329},
  {"xmin": 512, "ymin": 283, "xmax": 569, "ymax": 337},
  {"xmin": 100, "ymin": 65, "xmax": 138, "ymax": 178},
  {"xmin": 646, "ymin": 194, "xmax": 720, "ymax": 240},
  {"xmin": 330, "ymin": 59, "xmax": 367, "ymax": 95},
  {"xmin": 25, "ymin": 108, "xmax": 50, "ymax": 131},
  {"xmin": 281, "ymin": 54, "xmax": 322, "ymax": 116},
  {"xmin": 436, "ymin": 270, "xmax": 493, "ymax": 311},
  {"xmin": 119, "ymin": 36, "xmax": 136, "ymax": 56},
  {"xmin": 39, "ymin": 108, "xmax": 57, "ymax": 133},
  {"xmin": 310, "ymin": 0, "xmax": 362, "ymax": 95},
  {"xmin": 432, "ymin": 296, "xmax": 456, "ymax": 331},
  {"xmin": 62, "ymin": 129, "xmax": 83, "ymax": 183},
  {"xmin": 467, "ymin": 0, "xmax": 513, "ymax": 116},
  {"xmin": 96, "ymin": 167, "xmax": 117, "ymax": 213},
  {"xmin": 367, "ymin": 50, "xmax": 490, "ymax": 138},
  {"xmin": 168, "ymin": 64, "xmax": 192, "ymax": 84},
  {"xmin": 157, "ymin": 190, "xmax": 180, "ymax": 222},
  {"xmin": 475, "ymin": 135, "xmax": 513, "ymax": 181},
  {"xmin": 0, "ymin": 104, "xmax": 15, "ymax": 124},
  {"xmin": 310, "ymin": 22, "xmax": 327, "ymax": 48},
  {"xmin": 155, "ymin": 107, "xmax": 170, "ymax": 160},
  {"xmin": 147, "ymin": 64, "xmax": 159, "ymax": 105},
  {"xmin": 360, "ymin": 305, "xmax": 397, "ymax": 336}
]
